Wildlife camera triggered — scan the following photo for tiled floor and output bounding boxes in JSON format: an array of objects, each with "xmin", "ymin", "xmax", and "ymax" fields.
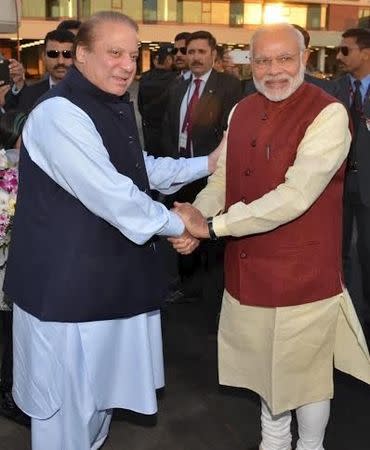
[{"xmin": 1, "ymin": 298, "xmax": 370, "ymax": 450}]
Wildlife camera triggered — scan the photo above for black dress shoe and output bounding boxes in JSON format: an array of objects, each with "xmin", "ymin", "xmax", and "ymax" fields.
[{"xmin": 0, "ymin": 391, "xmax": 31, "ymax": 427}]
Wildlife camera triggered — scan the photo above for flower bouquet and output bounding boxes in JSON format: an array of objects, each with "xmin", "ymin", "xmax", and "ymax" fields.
[
  {"xmin": 0, "ymin": 149, "xmax": 18, "ymax": 263},
  {"xmin": 0, "ymin": 149, "xmax": 18, "ymax": 310}
]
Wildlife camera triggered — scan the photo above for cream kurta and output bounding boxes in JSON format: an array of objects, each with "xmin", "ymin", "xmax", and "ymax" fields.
[{"xmin": 194, "ymin": 101, "xmax": 370, "ymax": 415}]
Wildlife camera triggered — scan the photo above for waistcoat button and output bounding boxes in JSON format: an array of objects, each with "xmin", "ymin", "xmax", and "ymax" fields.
[
  {"xmin": 244, "ymin": 169, "xmax": 252, "ymax": 176},
  {"xmin": 240, "ymin": 252, "xmax": 247, "ymax": 259}
]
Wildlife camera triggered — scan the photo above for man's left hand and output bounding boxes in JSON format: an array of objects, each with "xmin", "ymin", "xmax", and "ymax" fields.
[{"xmin": 168, "ymin": 229, "xmax": 200, "ymax": 255}]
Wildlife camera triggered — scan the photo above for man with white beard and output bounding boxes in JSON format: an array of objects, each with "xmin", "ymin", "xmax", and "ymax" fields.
[{"xmin": 169, "ymin": 24, "xmax": 370, "ymax": 450}]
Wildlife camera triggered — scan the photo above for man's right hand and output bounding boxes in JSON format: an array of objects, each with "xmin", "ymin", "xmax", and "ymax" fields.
[{"xmin": 9, "ymin": 59, "xmax": 25, "ymax": 91}]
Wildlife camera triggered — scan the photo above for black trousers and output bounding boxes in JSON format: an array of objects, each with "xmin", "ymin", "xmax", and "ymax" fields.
[
  {"xmin": 343, "ymin": 172, "xmax": 370, "ymax": 324},
  {"xmin": 0, "ymin": 310, "xmax": 13, "ymax": 392}
]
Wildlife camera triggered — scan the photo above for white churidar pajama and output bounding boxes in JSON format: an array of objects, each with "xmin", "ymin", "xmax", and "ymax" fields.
[{"xmin": 260, "ymin": 398, "xmax": 330, "ymax": 450}]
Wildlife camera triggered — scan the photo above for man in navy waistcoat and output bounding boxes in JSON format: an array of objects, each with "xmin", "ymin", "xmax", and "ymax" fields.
[{"xmin": 4, "ymin": 11, "xmax": 221, "ymax": 450}]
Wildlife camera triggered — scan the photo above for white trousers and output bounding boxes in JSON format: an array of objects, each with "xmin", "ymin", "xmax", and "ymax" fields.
[
  {"xmin": 260, "ymin": 398, "xmax": 330, "ymax": 450},
  {"xmin": 29, "ymin": 324, "xmax": 113, "ymax": 450},
  {"xmin": 32, "ymin": 409, "xmax": 112, "ymax": 450}
]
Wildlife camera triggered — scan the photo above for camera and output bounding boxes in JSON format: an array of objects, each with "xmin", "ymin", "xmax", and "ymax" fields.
[{"xmin": 0, "ymin": 59, "xmax": 11, "ymax": 85}]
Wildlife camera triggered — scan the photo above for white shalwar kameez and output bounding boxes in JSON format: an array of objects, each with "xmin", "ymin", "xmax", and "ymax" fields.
[{"xmin": 12, "ymin": 97, "xmax": 210, "ymax": 450}]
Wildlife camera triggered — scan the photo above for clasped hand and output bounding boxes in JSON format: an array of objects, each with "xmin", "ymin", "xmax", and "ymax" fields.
[{"xmin": 168, "ymin": 202, "xmax": 209, "ymax": 255}]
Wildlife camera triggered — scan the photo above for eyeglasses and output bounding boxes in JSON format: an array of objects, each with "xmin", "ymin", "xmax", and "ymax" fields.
[
  {"xmin": 336, "ymin": 46, "xmax": 360, "ymax": 56},
  {"xmin": 172, "ymin": 47, "xmax": 187, "ymax": 56},
  {"xmin": 46, "ymin": 50, "xmax": 73, "ymax": 59},
  {"xmin": 252, "ymin": 53, "xmax": 299, "ymax": 69}
]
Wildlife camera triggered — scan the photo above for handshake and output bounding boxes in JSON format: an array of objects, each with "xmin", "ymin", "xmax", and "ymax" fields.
[{"xmin": 169, "ymin": 201, "xmax": 211, "ymax": 255}]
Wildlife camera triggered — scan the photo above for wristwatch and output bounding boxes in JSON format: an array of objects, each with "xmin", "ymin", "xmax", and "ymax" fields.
[{"xmin": 207, "ymin": 217, "xmax": 218, "ymax": 240}]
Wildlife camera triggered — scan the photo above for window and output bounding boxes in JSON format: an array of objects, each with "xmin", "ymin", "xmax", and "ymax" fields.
[
  {"xmin": 244, "ymin": 3, "xmax": 262, "ymax": 25},
  {"xmin": 182, "ymin": 1, "xmax": 202, "ymax": 24},
  {"xmin": 157, "ymin": 0, "xmax": 178, "ymax": 21},
  {"xmin": 122, "ymin": 1, "xmax": 143, "ymax": 21},
  {"xmin": 307, "ymin": 5, "xmax": 321, "ymax": 30},
  {"xmin": 263, "ymin": 4, "xmax": 307, "ymax": 28},
  {"xmin": 211, "ymin": 1, "xmax": 229, "ymax": 25},
  {"xmin": 230, "ymin": 1, "xmax": 244, "ymax": 27},
  {"xmin": 45, "ymin": 0, "xmax": 77, "ymax": 18},
  {"xmin": 46, "ymin": 0, "xmax": 61, "ymax": 18},
  {"xmin": 144, "ymin": 0, "xmax": 157, "ymax": 22}
]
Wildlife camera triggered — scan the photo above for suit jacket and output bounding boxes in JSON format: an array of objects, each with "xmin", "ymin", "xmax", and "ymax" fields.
[
  {"xmin": 334, "ymin": 74, "xmax": 370, "ymax": 205},
  {"xmin": 244, "ymin": 73, "xmax": 339, "ymax": 97},
  {"xmin": 5, "ymin": 79, "xmax": 50, "ymax": 114},
  {"xmin": 162, "ymin": 69, "xmax": 242, "ymax": 202},
  {"xmin": 138, "ymin": 68, "xmax": 177, "ymax": 156}
]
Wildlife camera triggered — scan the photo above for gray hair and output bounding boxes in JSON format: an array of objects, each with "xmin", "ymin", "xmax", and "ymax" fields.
[
  {"xmin": 73, "ymin": 11, "xmax": 138, "ymax": 55},
  {"xmin": 250, "ymin": 23, "xmax": 305, "ymax": 56}
]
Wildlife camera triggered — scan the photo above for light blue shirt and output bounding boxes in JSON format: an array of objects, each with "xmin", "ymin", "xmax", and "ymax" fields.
[
  {"xmin": 349, "ymin": 74, "xmax": 370, "ymax": 104},
  {"xmin": 22, "ymin": 96, "xmax": 209, "ymax": 245}
]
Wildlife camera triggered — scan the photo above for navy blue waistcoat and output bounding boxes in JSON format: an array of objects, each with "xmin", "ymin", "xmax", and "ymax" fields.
[{"xmin": 4, "ymin": 66, "xmax": 167, "ymax": 322}]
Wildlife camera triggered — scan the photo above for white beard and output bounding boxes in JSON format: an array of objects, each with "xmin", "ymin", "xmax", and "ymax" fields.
[{"xmin": 253, "ymin": 60, "xmax": 306, "ymax": 102}]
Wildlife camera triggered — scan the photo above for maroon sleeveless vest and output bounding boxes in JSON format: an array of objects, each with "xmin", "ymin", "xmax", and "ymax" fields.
[{"xmin": 224, "ymin": 82, "xmax": 346, "ymax": 307}]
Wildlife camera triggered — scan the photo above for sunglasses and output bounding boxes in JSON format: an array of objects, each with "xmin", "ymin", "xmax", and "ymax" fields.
[
  {"xmin": 337, "ymin": 46, "xmax": 359, "ymax": 56},
  {"xmin": 46, "ymin": 50, "xmax": 73, "ymax": 59},
  {"xmin": 172, "ymin": 47, "xmax": 187, "ymax": 56}
]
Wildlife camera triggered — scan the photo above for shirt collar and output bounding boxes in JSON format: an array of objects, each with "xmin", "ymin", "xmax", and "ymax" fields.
[
  {"xmin": 49, "ymin": 75, "xmax": 57, "ymax": 88},
  {"xmin": 349, "ymin": 73, "xmax": 370, "ymax": 94},
  {"xmin": 191, "ymin": 68, "xmax": 212, "ymax": 85}
]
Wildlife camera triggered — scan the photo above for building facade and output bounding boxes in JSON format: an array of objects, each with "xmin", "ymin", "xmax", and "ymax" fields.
[{"xmin": 1, "ymin": 0, "xmax": 370, "ymax": 77}]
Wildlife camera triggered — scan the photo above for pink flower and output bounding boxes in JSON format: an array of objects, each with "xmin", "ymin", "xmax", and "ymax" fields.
[
  {"xmin": 0, "ymin": 167, "xmax": 19, "ymax": 242},
  {"xmin": 0, "ymin": 168, "xmax": 18, "ymax": 194}
]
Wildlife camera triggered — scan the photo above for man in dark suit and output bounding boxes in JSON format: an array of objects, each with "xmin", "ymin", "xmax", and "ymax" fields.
[
  {"xmin": 162, "ymin": 31, "xmax": 242, "ymax": 199},
  {"xmin": 172, "ymin": 32, "xmax": 191, "ymax": 78},
  {"xmin": 138, "ymin": 44, "xmax": 177, "ymax": 156},
  {"xmin": 162, "ymin": 31, "xmax": 242, "ymax": 310},
  {"xmin": 6, "ymin": 29, "xmax": 74, "ymax": 113},
  {"xmin": 335, "ymin": 28, "xmax": 370, "ymax": 341},
  {"xmin": 244, "ymin": 24, "xmax": 338, "ymax": 97}
]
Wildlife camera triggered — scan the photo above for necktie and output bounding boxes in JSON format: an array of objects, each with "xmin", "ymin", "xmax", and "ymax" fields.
[
  {"xmin": 181, "ymin": 78, "xmax": 202, "ymax": 157},
  {"xmin": 348, "ymin": 80, "xmax": 362, "ymax": 170},
  {"xmin": 350, "ymin": 79, "xmax": 362, "ymax": 136}
]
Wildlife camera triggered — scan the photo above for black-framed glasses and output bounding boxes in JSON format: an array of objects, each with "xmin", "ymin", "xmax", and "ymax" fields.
[
  {"xmin": 337, "ymin": 46, "xmax": 359, "ymax": 56},
  {"xmin": 46, "ymin": 50, "xmax": 73, "ymax": 59},
  {"xmin": 172, "ymin": 47, "xmax": 187, "ymax": 56}
]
